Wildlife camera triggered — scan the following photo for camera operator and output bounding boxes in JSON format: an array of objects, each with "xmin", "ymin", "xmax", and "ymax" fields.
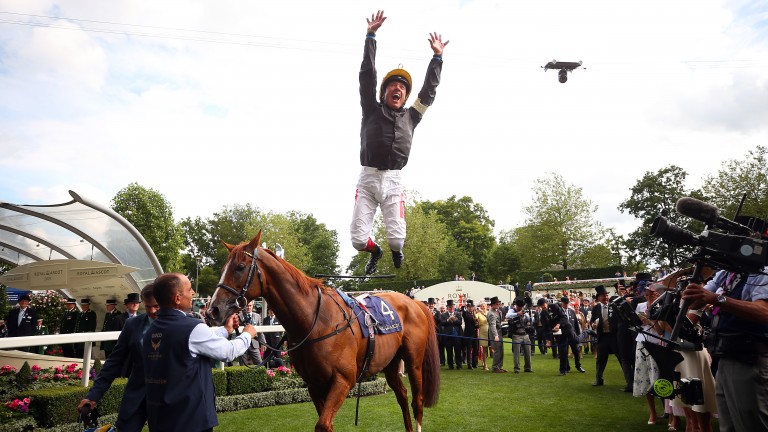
[
  {"xmin": 682, "ymin": 262, "xmax": 768, "ymax": 431},
  {"xmin": 506, "ymin": 298, "xmax": 533, "ymax": 373}
]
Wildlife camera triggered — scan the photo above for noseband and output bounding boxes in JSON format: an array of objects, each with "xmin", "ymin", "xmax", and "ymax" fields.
[{"xmin": 216, "ymin": 248, "xmax": 264, "ymax": 312}]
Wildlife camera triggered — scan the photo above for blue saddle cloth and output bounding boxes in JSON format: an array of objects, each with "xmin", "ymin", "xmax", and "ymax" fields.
[{"xmin": 337, "ymin": 289, "xmax": 402, "ymax": 338}]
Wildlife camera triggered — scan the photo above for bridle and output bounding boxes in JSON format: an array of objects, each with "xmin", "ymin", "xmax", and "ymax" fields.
[
  {"xmin": 215, "ymin": 247, "xmax": 264, "ymax": 312},
  {"xmin": 215, "ymin": 246, "xmax": 355, "ymax": 354}
]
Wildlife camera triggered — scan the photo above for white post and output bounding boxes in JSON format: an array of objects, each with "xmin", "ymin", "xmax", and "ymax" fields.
[{"xmin": 82, "ymin": 342, "xmax": 93, "ymax": 387}]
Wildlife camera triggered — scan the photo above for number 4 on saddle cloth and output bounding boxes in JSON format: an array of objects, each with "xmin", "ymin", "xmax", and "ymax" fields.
[{"xmin": 336, "ymin": 289, "xmax": 402, "ymax": 337}]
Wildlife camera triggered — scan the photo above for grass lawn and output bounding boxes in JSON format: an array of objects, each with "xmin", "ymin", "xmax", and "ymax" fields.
[{"xmin": 213, "ymin": 344, "xmax": 709, "ymax": 431}]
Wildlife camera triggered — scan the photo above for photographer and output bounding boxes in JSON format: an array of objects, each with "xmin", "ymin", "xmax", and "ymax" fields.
[
  {"xmin": 506, "ymin": 298, "xmax": 533, "ymax": 373},
  {"xmin": 238, "ymin": 301, "xmax": 267, "ymax": 366},
  {"xmin": 682, "ymin": 264, "xmax": 768, "ymax": 431}
]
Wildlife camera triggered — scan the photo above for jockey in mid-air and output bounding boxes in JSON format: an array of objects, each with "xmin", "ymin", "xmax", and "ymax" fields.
[{"xmin": 351, "ymin": 10, "xmax": 449, "ymax": 275}]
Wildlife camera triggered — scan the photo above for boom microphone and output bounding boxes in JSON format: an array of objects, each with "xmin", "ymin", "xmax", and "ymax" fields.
[
  {"xmin": 675, "ymin": 197, "xmax": 752, "ymax": 235},
  {"xmin": 675, "ymin": 197, "xmax": 719, "ymax": 225}
]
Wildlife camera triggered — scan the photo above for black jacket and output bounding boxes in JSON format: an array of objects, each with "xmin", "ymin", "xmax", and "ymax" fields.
[
  {"xmin": 5, "ymin": 307, "xmax": 37, "ymax": 338},
  {"xmin": 359, "ymin": 35, "xmax": 443, "ymax": 170}
]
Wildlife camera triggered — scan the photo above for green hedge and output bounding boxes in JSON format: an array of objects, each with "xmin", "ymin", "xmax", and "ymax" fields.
[
  {"xmin": 27, "ymin": 386, "xmax": 88, "ymax": 428},
  {"xmin": 226, "ymin": 366, "xmax": 270, "ymax": 395},
  {"xmin": 212, "ymin": 368, "xmax": 227, "ymax": 397},
  {"xmin": 5, "ymin": 370, "xmax": 387, "ymax": 430}
]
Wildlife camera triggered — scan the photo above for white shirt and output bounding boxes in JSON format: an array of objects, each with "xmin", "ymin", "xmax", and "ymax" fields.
[{"xmin": 166, "ymin": 309, "xmax": 252, "ymax": 362}]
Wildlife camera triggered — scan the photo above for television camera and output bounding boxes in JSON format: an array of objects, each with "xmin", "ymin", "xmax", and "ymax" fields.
[{"xmin": 614, "ymin": 196, "xmax": 768, "ymax": 403}]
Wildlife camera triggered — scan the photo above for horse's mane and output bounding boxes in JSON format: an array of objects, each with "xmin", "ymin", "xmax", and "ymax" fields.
[{"xmin": 257, "ymin": 247, "xmax": 331, "ymax": 295}]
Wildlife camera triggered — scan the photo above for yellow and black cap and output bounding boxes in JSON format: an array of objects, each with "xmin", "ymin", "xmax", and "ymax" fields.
[{"xmin": 379, "ymin": 66, "xmax": 412, "ymax": 102}]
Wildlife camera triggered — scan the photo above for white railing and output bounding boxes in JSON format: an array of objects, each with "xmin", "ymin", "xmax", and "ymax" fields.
[{"xmin": 0, "ymin": 325, "xmax": 285, "ymax": 386}]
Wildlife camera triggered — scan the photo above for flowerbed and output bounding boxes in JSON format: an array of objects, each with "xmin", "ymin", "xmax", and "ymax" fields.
[
  {"xmin": 0, "ymin": 361, "xmax": 387, "ymax": 430},
  {"xmin": 0, "ymin": 362, "xmax": 97, "ymax": 426}
]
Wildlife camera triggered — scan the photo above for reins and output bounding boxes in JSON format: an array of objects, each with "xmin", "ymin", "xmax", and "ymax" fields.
[{"xmin": 216, "ymin": 247, "xmax": 356, "ymax": 360}]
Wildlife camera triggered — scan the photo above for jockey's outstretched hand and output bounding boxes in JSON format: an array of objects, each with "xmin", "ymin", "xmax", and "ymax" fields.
[
  {"xmin": 367, "ymin": 10, "xmax": 386, "ymax": 34},
  {"xmin": 429, "ymin": 32, "xmax": 449, "ymax": 56}
]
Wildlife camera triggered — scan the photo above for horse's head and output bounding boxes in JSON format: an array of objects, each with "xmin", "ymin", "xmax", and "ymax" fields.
[{"xmin": 206, "ymin": 230, "xmax": 266, "ymax": 326}]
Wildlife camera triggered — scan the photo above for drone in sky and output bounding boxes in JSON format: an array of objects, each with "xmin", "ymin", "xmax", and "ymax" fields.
[{"xmin": 542, "ymin": 60, "xmax": 584, "ymax": 83}]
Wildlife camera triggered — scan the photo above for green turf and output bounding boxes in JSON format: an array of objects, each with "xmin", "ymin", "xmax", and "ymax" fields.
[{"xmin": 212, "ymin": 343, "xmax": 710, "ymax": 431}]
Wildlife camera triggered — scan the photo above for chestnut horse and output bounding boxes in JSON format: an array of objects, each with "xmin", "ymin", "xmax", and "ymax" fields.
[{"xmin": 206, "ymin": 232, "xmax": 440, "ymax": 432}]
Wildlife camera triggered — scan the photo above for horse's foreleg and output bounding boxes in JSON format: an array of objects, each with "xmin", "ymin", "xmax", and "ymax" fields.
[
  {"xmin": 306, "ymin": 383, "xmax": 325, "ymax": 416},
  {"xmin": 384, "ymin": 362, "xmax": 414, "ymax": 432},
  {"xmin": 314, "ymin": 378, "xmax": 353, "ymax": 432}
]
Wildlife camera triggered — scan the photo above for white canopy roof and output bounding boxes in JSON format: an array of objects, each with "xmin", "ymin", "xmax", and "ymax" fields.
[{"xmin": 0, "ymin": 190, "xmax": 161, "ymax": 295}]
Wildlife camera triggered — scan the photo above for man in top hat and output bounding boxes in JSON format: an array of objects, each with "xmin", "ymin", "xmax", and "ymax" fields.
[
  {"xmin": 351, "ymin": 10, "xmax": 449, "ymax": 275},
  {"xmin": 101, "ymin": 299, "xmax": 121, "ymax": 358},
  {"xmin": 462, "ymin": 299, "xmax": 479, "ymax": 369},
  {"xmin": 551, "ymin": 296, "xmax": 585, "ymax": 376},
  {"xmin": 74, "ymin": 298, "xmax": 97, "ymax": 357},
  {"xmin": 4, "ymin": 293, "xmax": 37, "ymax": 352},
  {"xmin": 113, "ymin": 292, "xmax": 142, "ymax": 332},
  {"xmin": 487, "ymin": 296, "xmax": 507, "ymax": 373},
  {"xmin": 533, "ymin": 298, "xmax": 550, "ymax": 356},
  {"xmin": 440, "ymin": 299, "xmax": 464, "ymax": 369},
  {"xmin": 60, "ymin": 297, "xmax": 80, "ymax": 357},
  {"xmin": 589, "ymin": 285, "xmax": 622, "ymax": 387}
]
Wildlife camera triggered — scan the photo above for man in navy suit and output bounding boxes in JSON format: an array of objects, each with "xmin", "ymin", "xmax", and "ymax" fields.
[
  {"xmin": 77, "ymin": 284, "xmax": 160, "ymax": 432},
  {"xmin": 4, "ymin": 293, "xmax": 37, "ymax": 352},
  {"xmin": 143, "ymin": 273, "xmax": 256, "ymax": 432}
]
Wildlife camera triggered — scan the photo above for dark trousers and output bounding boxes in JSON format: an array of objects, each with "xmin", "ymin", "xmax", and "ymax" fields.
[
  {"xmin": 464, "ymin": 334, "xmax": 479, "ymax": 367},
  {"xmin": 595, "ymin": 334, "xmax": 621, "ymax": 381},
  {"xmin": 62, "ymin": 343, "xmax": 76, "ymax": 358},
  {"xmin": 556, "ymin": 333, "xmax": 581, "ymax": 373},
  {"xmin": 446, "ymin": 335, "xmax": 463, "ymax": 368},
  {"xmin": 546, "ymin": 331, "xmax": 558, "ymax": 357},
  {"xmin": 438, "ymin": 335, "xmax": 447, "ymax": 365}
]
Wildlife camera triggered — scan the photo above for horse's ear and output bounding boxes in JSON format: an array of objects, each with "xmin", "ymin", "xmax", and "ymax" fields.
[
  {"xmin": 248, "ymin": 230, "xmax": 263, "ymax": 250},
  {"xmin": 221, "ymin": 240, "xmax": 235, "ymax": 252}
]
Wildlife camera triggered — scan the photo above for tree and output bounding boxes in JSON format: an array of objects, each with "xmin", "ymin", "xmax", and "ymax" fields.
[
  {"xmin": 346, "ymin": 202, "xmax": 471, "ymax": 281},
  {"xmin": 111, "ymin": 183, "xmax": 184, "ymax": 272},
  {"xmin": 420, "ymin": 196, "xmax": 496, "ymax": 277},
  {"xmin": 287, "ymin": 212, "xmax": 340, "ymax": 277},
  {"xmin": 518, "ymin": 173, "xmax": 605, "ymax": 270},
  {"xmin": 180, "ymin": 205, "xmax": 340, "ymax": 294},
  {"xmin": 618, "ymin": 166, "xmax": 703, "ymax": 268},
  {"xmin": 702, "ymin": 145, "xmax": 768, "ymax": 219},
  {"xmin": 484, "ymin": 230, "xmax": 521, "ymax": 284}
]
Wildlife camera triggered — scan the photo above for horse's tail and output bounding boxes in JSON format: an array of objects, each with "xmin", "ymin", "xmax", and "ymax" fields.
[{"xmin": 418, "ymin": 301, "xmax": 440, "ymax": 407}]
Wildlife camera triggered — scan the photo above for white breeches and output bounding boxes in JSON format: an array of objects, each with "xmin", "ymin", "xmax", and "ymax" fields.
[{"xmin": 350, "ymin": 167, "xmax": 406, "ymax": 251}]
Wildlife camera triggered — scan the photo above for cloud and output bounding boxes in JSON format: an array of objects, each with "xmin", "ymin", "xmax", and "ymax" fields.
[{"xmin": 0, "ymin": 0, "xmax": 767, "ymax": 266}]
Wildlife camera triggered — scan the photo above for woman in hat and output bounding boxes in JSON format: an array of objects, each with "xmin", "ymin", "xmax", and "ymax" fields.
[{"xmin": 475, "ymin": 301, "xmax": 490, "ymax": 370}]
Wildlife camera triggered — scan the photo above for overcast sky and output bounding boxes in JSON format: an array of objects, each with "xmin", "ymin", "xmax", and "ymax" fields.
[{"xmin": 1, "ymin": 0, "xmax": 766, "ymax": 267}]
